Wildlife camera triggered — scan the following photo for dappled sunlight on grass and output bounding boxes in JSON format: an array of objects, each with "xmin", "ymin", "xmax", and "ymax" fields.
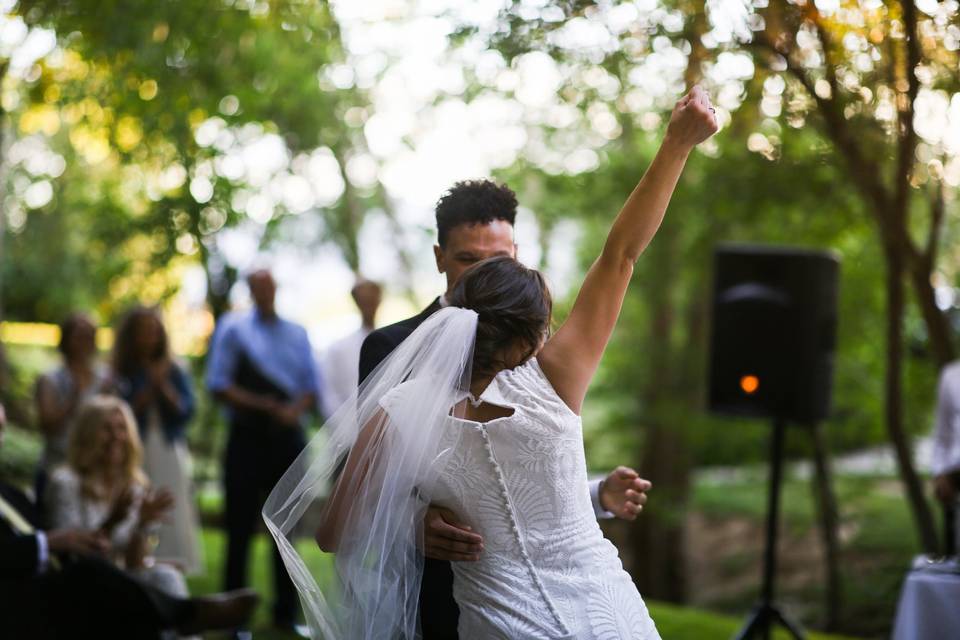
[{"xmin": 186, "ymin": 529, "xmax": 335, "ymax": 639}]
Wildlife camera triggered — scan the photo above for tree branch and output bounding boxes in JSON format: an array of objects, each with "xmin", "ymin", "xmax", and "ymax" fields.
[
  {"xmin": 330, "ymin": 141, "xmax": 365, "ymax": 272},
  {"xmin": 895, "ymin": 0, "xmax": 921, "ymax": 218},
  {"xmin": 749, "ymin": 34, "xmax": 893, "ymax": 234},
  {"xmin": 682, "ymin": 0, "xmax": 709, "ymax": 87},
  {"xmin": 925, "ymin": 181, "xmax": 946, "ymax": 267},
  {"xmin": 809, "ymin": 8, "xmax": 840, "ymax": 107}
]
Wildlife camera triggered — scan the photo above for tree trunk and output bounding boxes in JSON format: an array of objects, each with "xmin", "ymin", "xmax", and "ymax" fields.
[
  {"xmin": 759, "ymin": 0, "xmax": 945, "ymax": 555},
  {"xmin": 196, "ymin": 238, "xmax": 236, "ymax": 487},
  {"xmin": 884, "ymin": 243, "xmax": 939, "ymax": 553},
  {"xmin": 634, "ymin": 423, "xmax": 690, "ymax": 602},
  {"xmin": 0, "ymin": 62, "xmax": 8, "ymax": 324},
  {"xmin": 629, "ymin": 225, "xmax": 689, "ymax": 603},
  {"xmin": 331, "ymin": 145, "xmax": 362, "ymax": 272},
  {"xmin": 907, "ymin": 260, "xmax": 955, "ymax": 368},
  {"xmin": 198, "ymin": 239, "xmax": 237, "ymax": 321},
  {"xmin": 810, "ymin": 421, "xmax": 842, "ymax": 630}
]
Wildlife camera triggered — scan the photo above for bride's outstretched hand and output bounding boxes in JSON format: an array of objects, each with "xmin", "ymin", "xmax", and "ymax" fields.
[
  {"xmin": 665, "ymin": 85, "xmax": 719, "ymax": 151},
  {"xmin": 423, "ymin": 506, "xmax": 484, "ymax": 562}
]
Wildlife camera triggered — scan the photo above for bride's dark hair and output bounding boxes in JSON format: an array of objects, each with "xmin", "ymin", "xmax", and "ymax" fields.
[{"xmin": 448, "ymin": 256, "xmax": 552, "ymax": 379}]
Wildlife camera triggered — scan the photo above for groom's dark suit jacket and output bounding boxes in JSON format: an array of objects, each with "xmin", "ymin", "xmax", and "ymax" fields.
[
  {"xmin": 357, "ymin": 298, "xmax": 458, "ymax": 640},
  {"xmin": 358, "ymin": 298, "xmax": 443, "ymax": 387},
  {"xmin": 0, "ymin": 480, "xmax": 189, "ymax": 639}
]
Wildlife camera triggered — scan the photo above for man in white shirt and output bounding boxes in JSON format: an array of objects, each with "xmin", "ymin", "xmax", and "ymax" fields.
[
  {"xmin": 321, "ymin": 280, "xmax": 382, "ymax": 418},
  {"xmin": 932, "ymin": 362, "xmax": 960, "ymax": 555}
]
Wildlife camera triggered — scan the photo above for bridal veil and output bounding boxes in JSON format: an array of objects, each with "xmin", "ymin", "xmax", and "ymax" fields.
[{"xmin": 263, "ymin": 306, "xmax": 479, "ymax": 639}]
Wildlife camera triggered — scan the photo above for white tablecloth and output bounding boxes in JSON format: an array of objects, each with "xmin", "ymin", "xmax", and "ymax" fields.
[{"xmin": 892, "ymin": 557, "xmax": 960, "ymax": 640}]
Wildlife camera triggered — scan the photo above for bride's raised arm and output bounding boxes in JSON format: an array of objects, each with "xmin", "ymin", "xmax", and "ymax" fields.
[{"xmin": 539, "ymin": 86, "xmax": 718, "ymax": 414}]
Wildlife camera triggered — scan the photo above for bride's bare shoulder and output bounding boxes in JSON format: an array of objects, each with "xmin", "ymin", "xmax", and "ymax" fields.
[{"xmin": 534, "ymin": 344, "xmax": 585, "ymax": 416}]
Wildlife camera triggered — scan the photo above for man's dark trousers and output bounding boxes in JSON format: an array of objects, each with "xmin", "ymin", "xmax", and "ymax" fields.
[{"xmin": 223, "ymin": 351, "xmax": 306, "ymax": 625}]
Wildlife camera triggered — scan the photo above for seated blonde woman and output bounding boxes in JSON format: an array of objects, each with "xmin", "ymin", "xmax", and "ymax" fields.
[{"xmin": 45, "ymin": 394, "xmax": 187, "ymax": 600}]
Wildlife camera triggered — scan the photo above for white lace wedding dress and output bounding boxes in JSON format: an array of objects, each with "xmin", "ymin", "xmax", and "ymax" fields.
[{"xmin": 389, "ymin": 358, "xmax": 661, "ymax": 640}]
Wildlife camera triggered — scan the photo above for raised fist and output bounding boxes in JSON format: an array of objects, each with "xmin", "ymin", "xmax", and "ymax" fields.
[{"xmin": 665, "ymin": 85, "xmax": 719, "ymax": 150}]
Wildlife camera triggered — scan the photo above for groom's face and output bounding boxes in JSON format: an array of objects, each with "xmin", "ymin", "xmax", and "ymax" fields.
[{"xmin": 434, "ymin": 220, "xmax": 517, "ymax": 295}]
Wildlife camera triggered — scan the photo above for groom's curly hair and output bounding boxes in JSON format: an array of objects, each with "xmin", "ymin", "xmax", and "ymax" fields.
[
  {"xmin": 435, "ymin": 180, "xmax": 518, "ymax": 248},
  {"xmin": 449, "ymin": 256, "xmax": 552, "ymax": 379}
]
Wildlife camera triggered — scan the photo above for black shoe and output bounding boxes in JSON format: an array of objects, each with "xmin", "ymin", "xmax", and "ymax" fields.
[{"xmin": 178, "ymin": 588, "xmax": 259, "ymax": 635}]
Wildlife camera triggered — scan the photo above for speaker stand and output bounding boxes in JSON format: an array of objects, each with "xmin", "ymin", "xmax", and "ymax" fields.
[{"xmin": 733, "ymin": 417, "xmax": 806, "ymax": 640}]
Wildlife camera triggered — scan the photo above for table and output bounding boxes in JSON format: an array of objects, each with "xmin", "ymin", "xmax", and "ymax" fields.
[{"xmin": 892, "ymin": 556, "xmax": 960, "ymax": 640}]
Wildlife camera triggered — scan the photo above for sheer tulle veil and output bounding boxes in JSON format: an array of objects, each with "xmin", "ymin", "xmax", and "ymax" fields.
[{"xmin": 263, "ymin": 306, "xmax": 479, "ymax": 639}]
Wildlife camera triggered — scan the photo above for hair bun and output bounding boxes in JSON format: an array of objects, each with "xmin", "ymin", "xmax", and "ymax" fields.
[{"xmin": 449, "ymin": 256, "xmax": 552, "ymax": 378}]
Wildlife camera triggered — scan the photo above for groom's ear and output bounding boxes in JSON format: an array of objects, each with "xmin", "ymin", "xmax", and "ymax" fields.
[{"xmin": 434, "ymin": 244, "xmax": 445, "ymax": 273}]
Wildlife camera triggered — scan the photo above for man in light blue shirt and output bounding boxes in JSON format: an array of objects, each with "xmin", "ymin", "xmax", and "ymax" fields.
[{"xmin": 207, "ymin": 269, "xmax": 319, "ymax": 635}]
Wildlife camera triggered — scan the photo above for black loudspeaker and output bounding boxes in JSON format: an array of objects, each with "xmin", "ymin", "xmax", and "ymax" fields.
[{"xmin": 708, "ymin": 245, "xmax": 839, "ymax": 424}]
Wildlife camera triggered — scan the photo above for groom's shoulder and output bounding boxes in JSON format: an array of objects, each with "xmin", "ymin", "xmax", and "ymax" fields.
[
  {"xmin": 366, "ymin": 302, "xmax": 438, "ymax": 350},
  {"xmin": 380, "ymin": 299, "xmax": 442, "ymax": 340},
  {"xmin": 359, "ymin": 298, "xmax": 442, "ymax": 381}
]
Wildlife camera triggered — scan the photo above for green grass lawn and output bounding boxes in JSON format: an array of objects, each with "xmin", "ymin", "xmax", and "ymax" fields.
[
  {"xmin": 649, "ymin": 601, "xmax": 858, "ymax": 640},
  {"xmin": 186, "ymin": 528, "xmax": 333, "ymax": 638},
  {"xmin": 187, "ymin": 527, "xmax": 861, "ymax": 639}
]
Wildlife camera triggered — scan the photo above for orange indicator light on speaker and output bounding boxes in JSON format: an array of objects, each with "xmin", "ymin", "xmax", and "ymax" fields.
[{"xmin": 740, "ymin": 375, "xmax": 760, "ymax": 395}]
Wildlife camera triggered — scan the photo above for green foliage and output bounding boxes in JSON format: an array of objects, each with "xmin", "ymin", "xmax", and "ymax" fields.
[
  {"xmin": 0, "ymin": 422, "xmax": 41, "ymax": 482},
  {"xmin": 500, "ymin": 120, "xmax": 938, "ymax": 469},
  {"xmin": 187, "ymin": 528, "xmax": 336, "ymax": 637},
  {"xmin": 3, "ymin": 0, "xmax": 380, "ymax": 321},
  {"xmin": 460, "ymin": 0, "xmax": 957, "ymax": 481},
  {"xmin": 2, "ymin": 159, "xmax": 144, "ymax": 321}
]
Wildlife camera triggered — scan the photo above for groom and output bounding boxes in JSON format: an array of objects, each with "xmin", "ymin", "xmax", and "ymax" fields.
[{"xmin": 359, "ymin": 179, "xmax": 652, "ymax": 639}]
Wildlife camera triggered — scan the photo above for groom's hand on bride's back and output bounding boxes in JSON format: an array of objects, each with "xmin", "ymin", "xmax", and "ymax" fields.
[
  {"xmin": 600, "ymin": 467, "xmax": 652, "ymax": 521},
  {"xmin": 423, "ymin": 506, "xmax": 484, "ymax": 562}
]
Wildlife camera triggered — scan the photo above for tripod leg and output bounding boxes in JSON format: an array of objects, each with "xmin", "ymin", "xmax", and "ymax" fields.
[
  {"xmin": 772, "ymin": 607, "xmax": 806, "ymax": 640},
  {"xmin": 733, "ymin": 605, "xmax": 771, "ymax": 640},
  {"xmin": 734, "ymin": 607, "xmax": 760, "ymax": 640}
]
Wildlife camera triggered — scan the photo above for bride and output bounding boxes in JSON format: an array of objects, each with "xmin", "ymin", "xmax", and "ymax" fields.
[{"xmin": 264, "ymin": 86, "xmax": 717, "ymax": 639}]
